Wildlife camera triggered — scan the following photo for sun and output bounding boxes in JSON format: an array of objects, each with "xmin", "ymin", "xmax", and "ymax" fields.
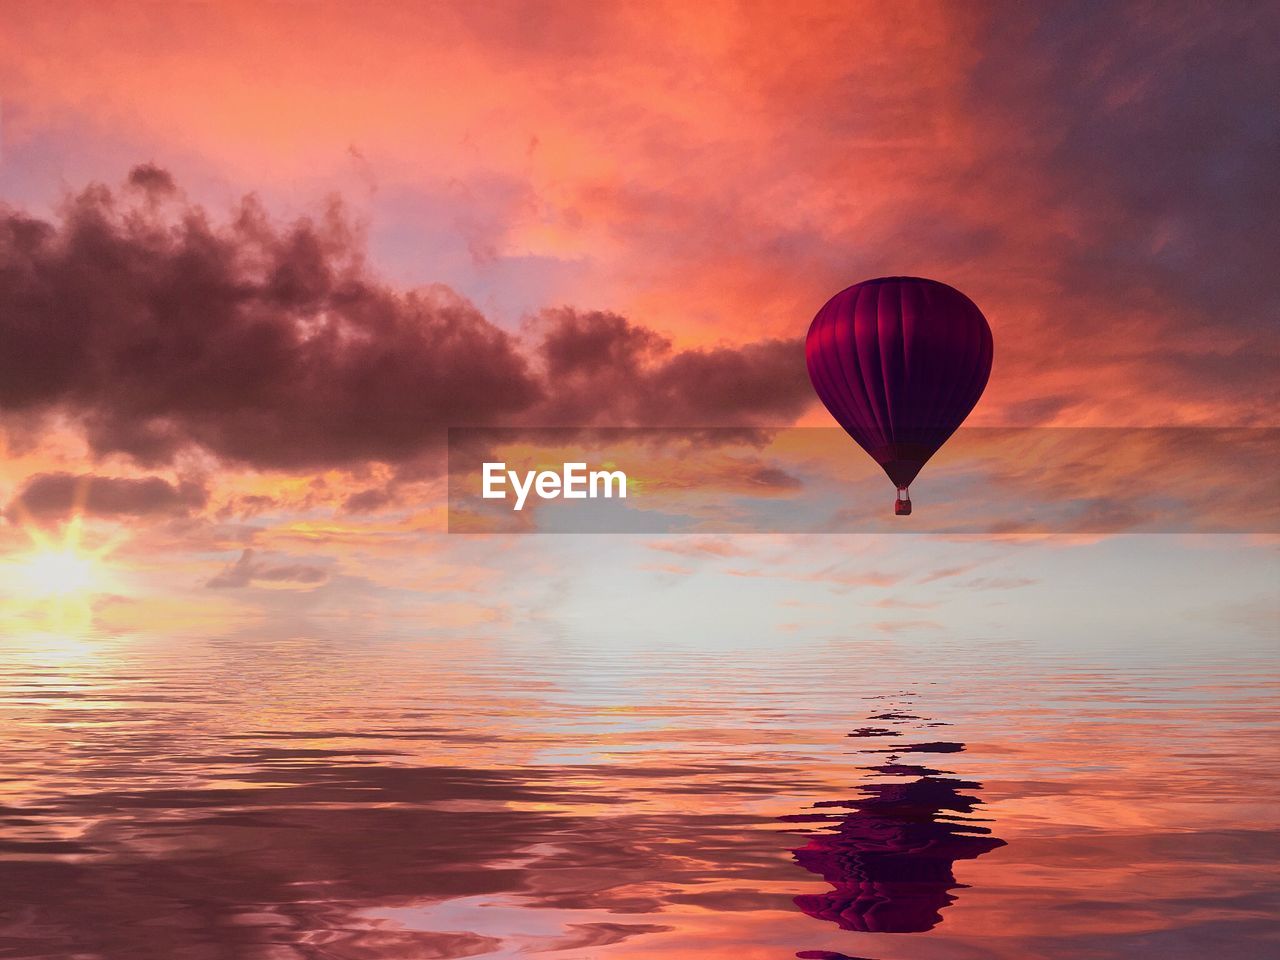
[
  {"xmin": 17, "ymin": 545, "xmax": 99, "ymax": 597},
  {"xmin": 9, "ymin": 516, "xmax": 117, "ymax": 602},
  {"xmin": 1, "ymin": 515, "xmax": 126, "ymax": 638}
]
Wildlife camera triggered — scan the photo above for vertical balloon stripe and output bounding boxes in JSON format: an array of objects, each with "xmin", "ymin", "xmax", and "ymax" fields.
[
  {"xmin": 857, "ymin": 282, "xmax": 884, "ymax": 444},
  {"xmin": 874, "ymin": 280, "xmax": 901, "ymax": 445}
]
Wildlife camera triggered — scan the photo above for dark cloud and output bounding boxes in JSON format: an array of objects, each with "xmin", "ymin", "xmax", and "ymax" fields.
[
  {"xmin": 206, "ymin": 548, "xmax": 328, "ymax": 589},
  {"xmin": 539, "ymin": 308, "xmax": 669, "ymax": 379},
  {"xmin": 741, "ymin": 464, "xmax": 803, "ymax": 491},
  {"xmin": 7, "ymin": 472, "xmax": 207, "ymax": 522},
  {"xmin": 0, "ymin": 170, "xmax": 813, "ymax": 473},
  {"xmin": 215, "ymin": 494, "xmax": 279, "ymax": 520},
  {"xmin": 342, "ymin": 487, "xmax": 395, "ymax": 513},
  {"xmin": 531, "ymin": 309, "xmax": 809, "ymax": 426},
  {"xmin": 125, "ymin": 163, "xmax": 177, "ymax": 196},
  {"xmin": 962, "ymin": 3, "xmax": 1280, "ymax": 419}
]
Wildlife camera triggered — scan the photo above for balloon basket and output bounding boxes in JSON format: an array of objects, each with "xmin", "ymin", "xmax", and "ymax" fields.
[{"xmin": 895, "ymin": 490, "xmax": 912, "ymax": 516}]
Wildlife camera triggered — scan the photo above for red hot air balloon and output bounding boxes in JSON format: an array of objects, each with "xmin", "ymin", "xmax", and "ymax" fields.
[{"xmin": 805, "ymin": 277, "xmax": 993, "ymax": 515}]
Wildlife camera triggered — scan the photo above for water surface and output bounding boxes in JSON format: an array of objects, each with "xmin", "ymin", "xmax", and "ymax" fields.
[{"xmin": 0, "ymin": 634, "xmax": 1276, "ymax": 959}]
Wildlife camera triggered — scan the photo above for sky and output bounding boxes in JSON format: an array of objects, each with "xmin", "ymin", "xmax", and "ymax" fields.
[{"xmin": 0, "ymin": 1, "xmax": 1275, "ymax": 647}]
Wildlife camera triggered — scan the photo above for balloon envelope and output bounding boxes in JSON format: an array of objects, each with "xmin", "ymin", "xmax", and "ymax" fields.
[{"xmin": 805, "ymin": 277, "xmax": 993, "ymax": 492}]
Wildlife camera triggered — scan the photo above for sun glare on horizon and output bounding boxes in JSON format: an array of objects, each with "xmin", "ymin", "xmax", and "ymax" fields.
[
  {"xmin": 10, "ymin": 517, "xmax": 112, "ymax": 598},
  {"xmin": 2, "ymin": 516, "xmax": 124, "ymax": 635},
  {"xmin": 17, "ymin": 544, "xmax": 99, "ymax": 597}
]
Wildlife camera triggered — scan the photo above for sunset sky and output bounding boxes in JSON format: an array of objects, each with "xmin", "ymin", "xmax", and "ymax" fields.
[{"xmin": 0, "ymin": 1, "xmax": 1275, "ymax": 647}]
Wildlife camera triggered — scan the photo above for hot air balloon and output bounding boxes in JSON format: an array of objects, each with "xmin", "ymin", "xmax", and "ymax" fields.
[{"xmin": 805, "ymin": 277, "xmax": 993, "ymax": 515}]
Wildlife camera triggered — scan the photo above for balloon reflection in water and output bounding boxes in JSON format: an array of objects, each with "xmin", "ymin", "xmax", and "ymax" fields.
[{"xmin": 785, "ymin": 709, "xmax": 1005, "ymax": 937}]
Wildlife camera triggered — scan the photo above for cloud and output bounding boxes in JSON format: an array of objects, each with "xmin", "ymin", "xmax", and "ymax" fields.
[
  {"xmin": 869, "ymin": 619, "xmax": 943, "ymax": 634},
  {"xmin": 961, "ymin": 576, "xmax": 1037, "ymax": 591},
  {"xmin": 0, "ymin": 179, "xmax": 540, "ymax": 468},
  {"xmin": 215, "ymin": 494, "xmax": 280, "ymax": 520},
  {"xmin": 6, "ymin": 472, "xmax": 207, "ymax": 522},
  {"xmin": 125, "ymin": 163, "xmax": 177, "ymax": 196},
  {"xmin": 645, "ymin": 537, "xmax": 750, "ymax": 559},
  {"xmin": 916, "ymin": 564, "xmax": 981, "ymax": 584},
  {"xmin": 206, "ymin": 548, "xmax": 329, "ymax": 589},
  {"xmin": 531, "ymin": 309, "xmax": 810, "ymax": 427},
  {"xmin": 343, "ymin": 488, "xmax": 395, "ymax": 514},
  {"xmin": 4, "ymin": 4, "xmax": 1278, "ymax": 429},
  {"xmin": 725, "ymin": 562, "xmax": 902, "ymax": 592},
  {"xmin": 0, "ymin": 171, "xmax": 814, "ymax": 473}
]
